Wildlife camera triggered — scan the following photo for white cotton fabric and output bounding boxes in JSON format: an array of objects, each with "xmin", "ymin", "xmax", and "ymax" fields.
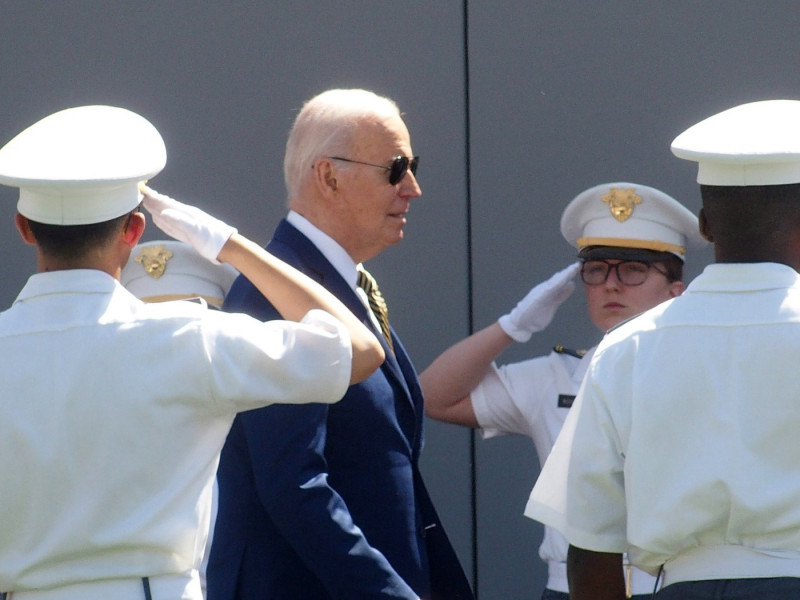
[
  {"xmin": 526, "ymin": 262, "xmax": 800, "ymax": 580},
  {"xmin": 472, "ymin": 347, "xmax": 656, "ymax": 594},
  {"xmin": 0, "ymin": 269, "xmax": 351, "ymax": 594}
]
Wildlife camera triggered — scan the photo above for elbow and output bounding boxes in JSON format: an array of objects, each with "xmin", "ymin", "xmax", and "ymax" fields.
[
  {"xmin": 367, "ymin": 342, "xmax": 386, "ymax": 372},
  {"xmin": 424, "ymin": 400, "xmax": 463, "ymax": 424},
  {"xmin": 421, "ymin": 383, "xmax": 478, "ymax": 427},
  {"xmin": 348, "ymin": 341, "xmax": 385, "ymax": 385},
  {"xmin": 423, "ymin": 396, "xmax": 445, "ymax": 420},
  {"xmin": 419, "ymin": 371, "xmax": 448, "ymax": 420},
  {"xmin": 424, "ymin": 405, "xmax": 448, "ymax": 421}
]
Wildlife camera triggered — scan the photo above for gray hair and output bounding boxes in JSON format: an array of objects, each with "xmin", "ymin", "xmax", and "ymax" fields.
[{"xmin": 283, "ymin": 89, "xmax": 401, "ymax": 200}]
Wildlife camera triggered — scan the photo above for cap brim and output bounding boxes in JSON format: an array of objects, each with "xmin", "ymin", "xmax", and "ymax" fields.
[{"xmin": 578, "ymin": 246, "xmax": 680, "ymax": 263}]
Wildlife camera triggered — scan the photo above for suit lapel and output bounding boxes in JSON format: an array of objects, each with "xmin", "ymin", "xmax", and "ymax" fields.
[{"xmin": 271, "ymin": 220, "xmax": 413, "ymax": 403}]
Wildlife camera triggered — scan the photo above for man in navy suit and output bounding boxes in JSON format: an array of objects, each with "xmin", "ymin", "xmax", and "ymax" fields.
[{"xmin": 206, "ymin": 89, "xmax": 473, "ymax": 600}]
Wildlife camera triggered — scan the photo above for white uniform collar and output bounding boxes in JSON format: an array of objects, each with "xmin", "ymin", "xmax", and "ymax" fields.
[
  {"xmin": 14, "ymin": 269, "xmax": 122, "ymax": 305},
  {"xmin": 687, "ymin": 262, "xmax": 800, "ymax": 293}
]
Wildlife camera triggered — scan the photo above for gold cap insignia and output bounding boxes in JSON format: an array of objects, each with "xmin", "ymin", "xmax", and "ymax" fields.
[
  {"xmin": 602, "ymin": 187, "xmax": 641, "ymax": 223},
  {"xmin": 134, "ymin": 244, "xmax": 174, "ymax": 280}
]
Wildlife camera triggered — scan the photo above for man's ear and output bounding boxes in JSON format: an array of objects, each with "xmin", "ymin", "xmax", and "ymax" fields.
[
  {"xmin": 312, "ymin": 158, "xmax": 339, "ymax": 197},
  {"xmin": 14, "ymin": 213, "xmax": 36, "ymax": 245},
  {"xmin": 698, "ymin": 208, "xmax": 714, "ymax": 243},
  {"xmin": 122, "ymin": 211, "xmax": 146, "ymax": 248}
]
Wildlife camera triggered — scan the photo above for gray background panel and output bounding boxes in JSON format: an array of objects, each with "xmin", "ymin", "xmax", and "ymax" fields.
[{"xmin": 2, "ymin": 2, "xmax": 799, "ymax": 598}]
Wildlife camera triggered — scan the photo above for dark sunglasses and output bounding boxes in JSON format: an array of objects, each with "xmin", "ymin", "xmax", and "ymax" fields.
[{"xmin": 329, "ymin": 155, "xmax": 419, "ymax": 185}]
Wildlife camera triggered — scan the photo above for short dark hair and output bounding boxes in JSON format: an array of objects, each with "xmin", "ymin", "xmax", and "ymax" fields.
[
  {"xmin": 659, "ymin": 254, "xmax": 684, "ymax": 283},
  {"xmin": 27, "ymin": 211, "xmax": 133, "ymax": 259},
  {"xmin": 701, "ymin": 183, "xmax": 800, "ymax": 261}
]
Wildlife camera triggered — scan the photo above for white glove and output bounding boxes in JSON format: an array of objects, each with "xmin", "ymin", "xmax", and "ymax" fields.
[
  {"xmin": 498, "ymin": 262, "xmax": 580, "ymax": 342},
  {"xmin": 139, "ymin": 184, "xmax": 237, "ymax": 264}
]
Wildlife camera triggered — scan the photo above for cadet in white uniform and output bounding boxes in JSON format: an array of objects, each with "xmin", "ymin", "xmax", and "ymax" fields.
[
  {"xmin": 0, "ymin": 105, "xmax": 384, "ymax": 600},
  {"xmin": 421, "ymin": 182, "xmax": 706, "ymax": 599},
  {"xmin": 526, "ymin": 100, "xmax": 800, "ymax": 600}
]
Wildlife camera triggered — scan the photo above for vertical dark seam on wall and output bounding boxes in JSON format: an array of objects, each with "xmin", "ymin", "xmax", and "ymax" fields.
[{"xmin": 462, "ymin": 0, "xmax": 479, "ymax": 596}]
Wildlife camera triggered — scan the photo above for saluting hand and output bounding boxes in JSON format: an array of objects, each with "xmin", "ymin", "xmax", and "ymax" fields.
[
  {"xmin": 498, "ymin": 262, "xmax": 580, "ymax": 342},
  {"xmin": 139, "ymin": 183, "xmax": 237, "ymax": 264}
]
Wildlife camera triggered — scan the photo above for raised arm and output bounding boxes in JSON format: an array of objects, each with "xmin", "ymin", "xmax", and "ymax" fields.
[
  {"xmin": 420, "ymin": 262, "xmax": 579, "ymax": 427},
  {"xmin": 420, "ymin": 323, "xmax": 513, "ymax": 426},
  {"xmin": 139, "ymin": 185, "xmax": 384, "ymax": 385}
]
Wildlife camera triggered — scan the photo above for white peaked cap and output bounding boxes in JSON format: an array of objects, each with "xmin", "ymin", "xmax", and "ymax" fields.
[
  {"xmin": 560, "ymin": 182, "xmax": 706, "ymax": 260},
  {"xmin": 121, "ymin": 240, "xmax": 239, "ymax": 309},
  {"xmin": 0, "ymin": 105, "xmax": 166, "ymax": 225},
  {"xmin": 671, "ymin": 99, "xmax": 800, "ymax": 186}
]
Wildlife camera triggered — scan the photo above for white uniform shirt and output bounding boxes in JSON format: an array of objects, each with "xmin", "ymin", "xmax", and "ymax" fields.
[
  {"xmin": 526, "ymin": 263, "xmax": 800, "ymax": 582},
  {"xmin": 472, "ymin": 347, "xmax": 656, "ymax": 594},
  {"xmin": 0, "ymin": 269, "xmax": 351, "ymax": 595}
]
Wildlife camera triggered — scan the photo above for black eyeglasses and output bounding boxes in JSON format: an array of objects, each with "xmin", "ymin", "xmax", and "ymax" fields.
[
  {"xmin": 329, "ymin": 155, "xmax": 419, "ymax": 185},
  {"xmin": 580, "ymin": 260, "xmax": 669, "ymax": 286}
]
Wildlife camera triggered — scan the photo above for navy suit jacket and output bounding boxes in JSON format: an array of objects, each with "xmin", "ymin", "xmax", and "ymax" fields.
[{"xmin": 206, "ymin": 219, "xmax": 473, "ymax": 600}]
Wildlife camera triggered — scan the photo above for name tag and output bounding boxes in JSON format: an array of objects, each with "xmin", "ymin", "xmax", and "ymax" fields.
[{"xmin": 558, "ymin": 394, "xmax": 575, "ymax": 408}]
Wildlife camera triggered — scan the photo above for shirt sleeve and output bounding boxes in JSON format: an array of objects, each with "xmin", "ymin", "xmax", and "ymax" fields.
[
  {"xmin": 202, "ymin": 308, "xmax": 352, "ymax": 412},
  {"xmin": 524, "ymin": 355, "xmax": 629, "ymax": 553},
  {"xmin": 471, "ymin": 358, "xmax": 549, "ymax": 438}
]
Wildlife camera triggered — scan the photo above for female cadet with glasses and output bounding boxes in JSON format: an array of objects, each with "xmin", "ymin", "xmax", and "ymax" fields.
[{"xmin": 420, "ymin": 182, "xmax": 707, "ymax": 600}]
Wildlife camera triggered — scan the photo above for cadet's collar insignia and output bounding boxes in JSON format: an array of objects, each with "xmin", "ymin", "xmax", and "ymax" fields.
[
  {"xmin": 133, "ymin": 244, "xmax": 174, "ymax": 280},
  {"xmin": 558, "ymin": 394, "xmax": 575, "ymax": 408},
  {"xmin": 602, "ymin": 187, "xmax": 641, "ymax": 223},
  {"xmin": 553, "ymin": 345, "xmax": 588, "ymax": 358}
]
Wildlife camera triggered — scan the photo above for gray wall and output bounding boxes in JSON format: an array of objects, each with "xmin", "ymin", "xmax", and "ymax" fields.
[{"xmin": 1, "ymin": 2, "xmax": 799, "ymax": 598}]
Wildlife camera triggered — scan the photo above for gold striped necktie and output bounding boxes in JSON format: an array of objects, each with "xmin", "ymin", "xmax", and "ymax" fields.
[{"xmin": 357, "ymin": 267, "xmax": 394, "ymax": 352}]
